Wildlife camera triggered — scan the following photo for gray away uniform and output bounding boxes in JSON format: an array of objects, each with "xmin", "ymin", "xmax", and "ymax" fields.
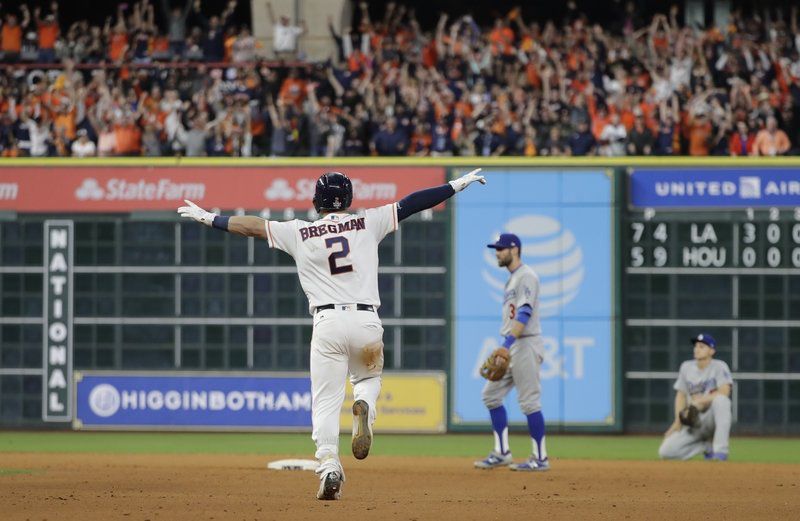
[
  {"xmin": 659, "ymin": 359, "xmax": 733, "ymax": 459},
  {"xmin": 481, "ymin": 264, "xmax": 544, "ymax": 416}
]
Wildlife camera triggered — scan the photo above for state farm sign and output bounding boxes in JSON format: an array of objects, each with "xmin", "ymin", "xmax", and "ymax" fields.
[
  {"xmin": 0, "ymin": 182, "xmax": 19, "ymax": 200},
  {"xmin": 74, "ymin": 178, "xmax": 206, "ymax": 201},
  {"xmin": 0, "ymin": 166, "xmax": 445, "ymax": 212},
  {"xmin": 264, "ymin": 177, "xmax": 397, "ymax": 202}
]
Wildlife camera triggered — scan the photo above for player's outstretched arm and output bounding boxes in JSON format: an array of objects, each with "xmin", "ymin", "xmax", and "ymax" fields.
[
  {"xmin": 396, "ymin": 168, "xmax": 486, "ymax": 221},
  {"xmin": 177, "ymin": 200, "xmax": 267, "ymax": 239}
]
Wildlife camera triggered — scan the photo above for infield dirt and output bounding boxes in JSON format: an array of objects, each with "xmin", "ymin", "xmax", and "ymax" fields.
[{"xmin": 2, "ymin": 453, "xmax": 799, "ymax": 520}]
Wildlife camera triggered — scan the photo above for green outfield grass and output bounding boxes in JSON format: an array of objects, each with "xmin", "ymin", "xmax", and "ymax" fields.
[{"xmin": 0, "ymin": 432, "xmax": 799, "ymax": 464}]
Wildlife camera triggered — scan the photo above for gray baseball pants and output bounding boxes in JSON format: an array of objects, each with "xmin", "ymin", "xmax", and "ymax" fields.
[
  {"xmin": 481, "ymin": 336, "xmax": 544, "ymax": 415},
  {"xmin": 659, "ymin": 394, "xmax": 732, "ymax": 459}
]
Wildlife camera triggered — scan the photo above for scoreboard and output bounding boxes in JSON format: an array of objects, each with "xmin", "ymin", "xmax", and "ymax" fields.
[
  {"xmin": 627, "ymin": 208, "xmax": 800, "ymax": 271},
  {"xmin": 622, "ymin": 168, "xmax": 800, "ymax": 434}
]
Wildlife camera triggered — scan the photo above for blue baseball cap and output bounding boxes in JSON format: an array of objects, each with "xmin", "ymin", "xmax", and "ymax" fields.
[
  {"xmin": 690, "ymin": 333, "xmax": 716, "ymax": 349},
  {"xmin": 487, "ymin": 233, "xmax": 521, "ymax": 250}
]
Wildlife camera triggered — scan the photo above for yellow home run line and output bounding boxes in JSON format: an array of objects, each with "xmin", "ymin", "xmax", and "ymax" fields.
[{"xmin": 2, "ymin": 157, "xmax": 800, "ymax": 167}]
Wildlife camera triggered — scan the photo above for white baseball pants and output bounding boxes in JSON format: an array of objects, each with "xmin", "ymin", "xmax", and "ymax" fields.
[{"xmin": 310, "ymin": 307, "xmax": 384, "ymax": 460}]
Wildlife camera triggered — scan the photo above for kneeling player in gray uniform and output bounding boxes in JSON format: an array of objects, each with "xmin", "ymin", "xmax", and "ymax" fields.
[
  {"xmin": 474, "ymin": 233, "xmax": 549, "ymax": 472},
  {"xmin": 659, "ymin": 333, "xmax": 733, "ymax": 461}
]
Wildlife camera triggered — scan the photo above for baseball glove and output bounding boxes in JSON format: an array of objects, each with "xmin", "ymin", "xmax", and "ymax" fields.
[
  {"xmin": 480, "ymin": 348, "xmax": 510, "ymax": 381},
  {"xmin": 679, "ymin": 405, "xmax": 700, "ymax": 427}
]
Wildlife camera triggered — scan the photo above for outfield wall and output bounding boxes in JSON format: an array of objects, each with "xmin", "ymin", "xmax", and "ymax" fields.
[
  {"xmin": 1, "ymin": 157, "xmax": 799, "ymax": 434},
  {"xmin": 73, "ymin": 370, "xmax": 446, "ymax": 433}
]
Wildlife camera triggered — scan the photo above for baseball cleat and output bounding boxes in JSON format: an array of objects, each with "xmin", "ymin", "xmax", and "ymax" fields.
[
  {"xmin": 474, "ymin": 451, "xmax": 513, "ymax": 469},
  {"xmin": 510, "ymin": 456, "xmax": 550, "ymax": 472},
  {"xmin": 351, "ymin": 400, "xmax": 372, "ymax": 460},
  {"xmin": 316, "ymin": 470, "xmax": 343, "ymax": 500},
  {"xmin": 706, "ymin": 452, "xmax": 728, "ymax": 461}
]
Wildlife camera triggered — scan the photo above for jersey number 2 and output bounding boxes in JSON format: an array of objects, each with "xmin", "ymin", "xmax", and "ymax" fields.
[{"xmin": 325, "ymin": 237, "xmax": 353, "ymax": 275}]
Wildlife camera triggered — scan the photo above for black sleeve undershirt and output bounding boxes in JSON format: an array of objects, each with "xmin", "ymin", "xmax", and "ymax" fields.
[{"xmin": 396, "ymin": 184, "xmax": 455, "ymax": 222}]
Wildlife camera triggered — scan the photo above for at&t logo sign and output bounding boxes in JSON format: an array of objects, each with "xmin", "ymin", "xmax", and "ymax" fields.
[{"xmin": 483, "ymin": 215, "xmax": 584, "ymax": 316}]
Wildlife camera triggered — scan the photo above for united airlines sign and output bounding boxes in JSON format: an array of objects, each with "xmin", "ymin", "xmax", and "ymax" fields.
[{"xmin": 630, "ymin": 168, "xmax": 800, "ymax": 208}]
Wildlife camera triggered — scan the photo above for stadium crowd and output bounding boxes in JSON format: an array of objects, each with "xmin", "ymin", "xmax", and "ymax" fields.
[{"xmin": 1, "ymin": 1, "xmax": 799, "ymax": 157}]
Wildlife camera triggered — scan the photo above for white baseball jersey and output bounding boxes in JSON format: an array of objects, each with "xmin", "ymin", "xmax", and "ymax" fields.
[
  {"xmin": 674, "ymin": 359, "xmax": 733, "ymax": 397},
  {"xmin": 500, "ymin": 264, "xmax": 541, "ymax": 336},
  {"xmin": 264, "ymin": 203, "xmax": 398, "ymax": 313}
]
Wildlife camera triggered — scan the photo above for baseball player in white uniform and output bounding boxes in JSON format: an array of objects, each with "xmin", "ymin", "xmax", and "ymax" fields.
[
  {"xmin": 659, "ymin": 333, "xmax": 733, "ymax": 461},
  {"xmin": 178, "ymin": 169, "xmax": 486, "ymax": 500},
  {"xmin": 475, "ymin": 233, "xmax": 549, "ymax": 471}
]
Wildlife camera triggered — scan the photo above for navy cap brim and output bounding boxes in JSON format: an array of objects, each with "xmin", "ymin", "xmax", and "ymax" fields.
[{"xmin": 690, "ymin": 336, "xmax": 715, "ymax": 348}]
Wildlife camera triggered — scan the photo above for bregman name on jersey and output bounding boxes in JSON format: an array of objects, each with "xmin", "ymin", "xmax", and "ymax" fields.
[{"xmin": 299, "ymin": 217, "xmax": 367, "ymax": 241}]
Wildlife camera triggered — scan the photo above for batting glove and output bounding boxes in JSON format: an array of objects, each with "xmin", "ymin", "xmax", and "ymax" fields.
[
  {"xmin": 177, "ymin": 199, "xmax": 216, "ymax": 227},
  {"xmin": 449, "ymin": 168, "xmax": 487, "ymax": 192}
]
